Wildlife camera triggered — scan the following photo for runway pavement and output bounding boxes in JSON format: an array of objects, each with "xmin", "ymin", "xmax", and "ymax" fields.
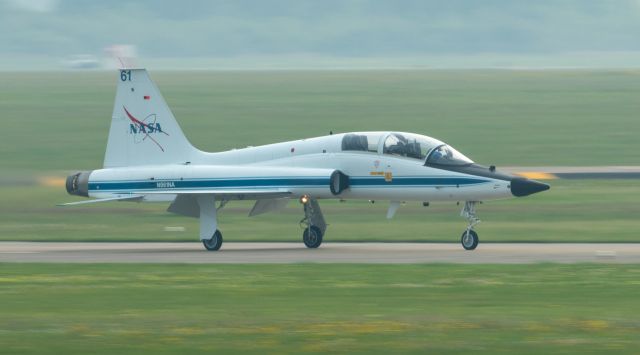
[{"xmin": 1, "ymin": 242, "xmax": 639, "ymax": 264}]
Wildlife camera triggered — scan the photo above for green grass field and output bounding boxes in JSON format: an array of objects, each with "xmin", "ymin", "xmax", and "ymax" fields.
[
  {"xmin": 1, "ymin": 263, "xmax": 639, "ymax": 354},
  {"xmin": 1, "ymin": 70, "xmax": 639, "ymax": 173}
]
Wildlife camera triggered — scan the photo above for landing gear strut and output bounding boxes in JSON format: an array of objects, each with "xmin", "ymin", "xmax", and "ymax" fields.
[
  {"xmin": 460, "ymin": 201, "xmax": 480, "ymax": 250},
  {"xmin": 196, "ymin": 195, "xmax": 226, "ymax": 251},
  {"xmin": 300, "ymin": 196, "xmax": 327, "ymax": 248}
]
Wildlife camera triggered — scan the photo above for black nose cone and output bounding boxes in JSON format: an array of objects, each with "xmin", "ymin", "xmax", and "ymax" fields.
[{"xmin": 511, "ymin": 178, "xmax": 550, "ymax": 197}]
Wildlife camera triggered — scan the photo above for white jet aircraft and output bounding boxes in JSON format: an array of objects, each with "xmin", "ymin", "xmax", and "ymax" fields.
[{"xmin": 62, "ymin": 69, "xmax": 549, "ymax": 251}]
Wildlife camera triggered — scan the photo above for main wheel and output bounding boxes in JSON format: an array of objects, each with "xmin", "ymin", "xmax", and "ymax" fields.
[
  {"xmin": 303, "ymin": 226, "xmax": 323, "ymax": 248},
  {"xmin": 203, "ymin": 230, "xmax": 223, "ymax": 251},
  {"xmin": 461, "ymin": 229, "xmax": 478, "ymax": 250}
]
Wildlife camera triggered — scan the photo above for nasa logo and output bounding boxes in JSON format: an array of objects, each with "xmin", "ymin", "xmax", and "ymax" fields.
[
  {"xmin": 129, "ymin": 122, "xmax": 162, "ymax": 134},
  {"xmin": 123, "ymin": 106, "xmax": 170, "ymax": 152}
]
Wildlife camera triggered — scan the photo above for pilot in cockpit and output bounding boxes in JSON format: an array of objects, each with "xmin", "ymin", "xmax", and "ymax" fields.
[{"xmin": 430, "ymin": 147, "xmax": 444, "ymax": 162}]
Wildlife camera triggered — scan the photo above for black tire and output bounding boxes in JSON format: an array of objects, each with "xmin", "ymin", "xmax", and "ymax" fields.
[
  {"xmin": 461, "ymin": 229, "xmax": 479, "ymax": 251},
  {"xmin": 303, "ymin": 226, "xmax": 323, "ymax": 248},
  {"xmin": 203, "ymin": 230, "xmax": 223, "ymax": 251}
]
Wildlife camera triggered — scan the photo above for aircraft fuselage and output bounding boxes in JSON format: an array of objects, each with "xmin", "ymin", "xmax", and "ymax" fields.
[{"xmin": 85, "ymin": 132, "xmax": 523, "ymax": 203}]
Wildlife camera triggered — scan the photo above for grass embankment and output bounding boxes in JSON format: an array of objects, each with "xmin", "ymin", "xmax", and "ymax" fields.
[{"xmin": 1, "ymin": 263, "xmax": 638, "ymax": 354}]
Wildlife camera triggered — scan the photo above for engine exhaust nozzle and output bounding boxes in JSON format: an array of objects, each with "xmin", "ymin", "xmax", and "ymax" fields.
[{"xmin": 65, "ymin": 171, "xmax": 91, "ymax": 197}]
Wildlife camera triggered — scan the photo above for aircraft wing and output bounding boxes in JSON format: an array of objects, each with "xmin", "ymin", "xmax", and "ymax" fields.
[
  {"xmin": 59, "ymin": 190, "xmax": 293, "ymax": 218},
  {"xmin": 153, "ymin": 190, "xmax": 293, "ymax": 218},
  {"xmin": 57, "ymin": 195, "xmax": 143, "ymax": 206},
  {"xmin": 141, "ymin": 189, "xmax": 292, "ymax": 200}
]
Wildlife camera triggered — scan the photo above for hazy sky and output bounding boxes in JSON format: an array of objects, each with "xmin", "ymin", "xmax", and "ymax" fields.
[{"xmin": 3, "ymin": 0, "xmax": 640, "ymax": 69}]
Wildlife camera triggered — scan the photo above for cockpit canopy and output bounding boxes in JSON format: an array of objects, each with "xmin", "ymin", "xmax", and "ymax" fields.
[
  {"xmin": 341, "ymin": 133, "xmax": 380, "ymax": 153},
  {"xmin": 341, "ymin": 131, "xmax": 473, "ymax": 166},
  {"xmin": 382, "ymin": 132, "xmax": 438, "ymax": 160},
  {"xmin": 425, "ymin": 144, "xmax": 473, "ymax": 166}
]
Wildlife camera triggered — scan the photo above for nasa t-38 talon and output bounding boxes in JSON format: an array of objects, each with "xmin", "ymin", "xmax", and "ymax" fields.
[{"xmin": 61, "ymin": 69, "xmax": 550, "ymax": 251}]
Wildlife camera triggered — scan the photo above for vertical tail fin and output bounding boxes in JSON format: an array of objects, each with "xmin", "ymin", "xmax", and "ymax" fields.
[{"xmin": 104, "ymin": 69, "xmax": 196, "ymax": 168}]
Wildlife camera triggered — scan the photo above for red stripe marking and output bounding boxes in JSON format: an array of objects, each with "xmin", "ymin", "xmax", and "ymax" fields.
[{"xmin": 123, "ymin": 106, "xmax": 146, "ymax": 126}]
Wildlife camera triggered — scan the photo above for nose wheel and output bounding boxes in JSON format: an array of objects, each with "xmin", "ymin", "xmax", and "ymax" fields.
[{"xmin": 460, "ymin": 201, "xmax": 480, "ymax": 250}]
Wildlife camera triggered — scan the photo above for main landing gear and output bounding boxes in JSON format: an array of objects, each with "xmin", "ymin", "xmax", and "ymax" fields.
[
  {"xmin": 203, "ymin": 230, "xmax": 223, "ymax": 251},
  {"xmin": 460, "ymin": 201, "xmax": 480, "ymax": 250},
  {"xmin": 303, "ymin": 226, "xmax": 323, "ymax": 248},
  {"xmin": 196, "ymin": 195, "xmax": 228, "ymax": 252},
  {"xmin": 190, "ymin": 193, "xmax": 329, "ymax": 251},
  {"xmin": 299, "ymin": 195, "xmax": 327, "ymax": 248}
]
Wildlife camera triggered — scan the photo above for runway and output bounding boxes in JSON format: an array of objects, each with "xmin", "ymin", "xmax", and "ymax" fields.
[{"xmin": 1, "ymin": 242, "xmax": 639, "ymax": 264}]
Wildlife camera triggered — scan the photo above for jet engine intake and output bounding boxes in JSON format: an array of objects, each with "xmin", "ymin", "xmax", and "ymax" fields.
[{"xmin": 330, "ymin": 170, "xmax": 350, "ymax": 195}]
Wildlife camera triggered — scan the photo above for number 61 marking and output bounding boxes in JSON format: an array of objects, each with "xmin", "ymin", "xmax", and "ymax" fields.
[{"xmin": 120, "ymin": 70, "xmax": 132, "ymax": 81}]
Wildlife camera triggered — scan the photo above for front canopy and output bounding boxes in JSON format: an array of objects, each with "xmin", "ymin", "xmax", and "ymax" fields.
[{"xmin": 425, "ymin": 144, "xmax": 474, "ymax": 166}]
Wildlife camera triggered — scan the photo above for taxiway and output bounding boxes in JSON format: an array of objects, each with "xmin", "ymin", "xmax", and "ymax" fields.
[{"xmin": 1, "ymin": 242, "xmax": 638, "ymax": 263}]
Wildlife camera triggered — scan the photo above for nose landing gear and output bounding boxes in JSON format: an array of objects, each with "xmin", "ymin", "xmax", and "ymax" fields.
[{"xmin": 460, "ymin": 201, "xmax": 480, "ymax": 250}]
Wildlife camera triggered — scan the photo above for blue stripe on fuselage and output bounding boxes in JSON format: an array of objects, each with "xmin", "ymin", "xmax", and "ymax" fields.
[
  {"xmin": 350, "ymin": 177, "xmax": 488, "ymax": 187},
  {"xmin": 89, "ymin": 177, "xmax": 330, "ymax": 191},
  {"xmin": 88, "ymin": 176, "xmax": 491, "ymax": 192}
]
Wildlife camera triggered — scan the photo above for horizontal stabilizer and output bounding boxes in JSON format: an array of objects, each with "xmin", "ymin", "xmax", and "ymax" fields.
[{"xmin": 57, "ymin": 195, "xmax": 143, "ymax": 206}]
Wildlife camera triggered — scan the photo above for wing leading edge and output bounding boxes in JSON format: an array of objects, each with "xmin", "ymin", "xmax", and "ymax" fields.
[{"xmin": 57, "ymin": 195, "xmax": 143, "ymax": 206}]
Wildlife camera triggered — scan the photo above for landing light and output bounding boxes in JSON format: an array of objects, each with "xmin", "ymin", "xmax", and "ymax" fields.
[{"xmin": 299, "ymin": 194, "xmax": 310, "ymax": 204}]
